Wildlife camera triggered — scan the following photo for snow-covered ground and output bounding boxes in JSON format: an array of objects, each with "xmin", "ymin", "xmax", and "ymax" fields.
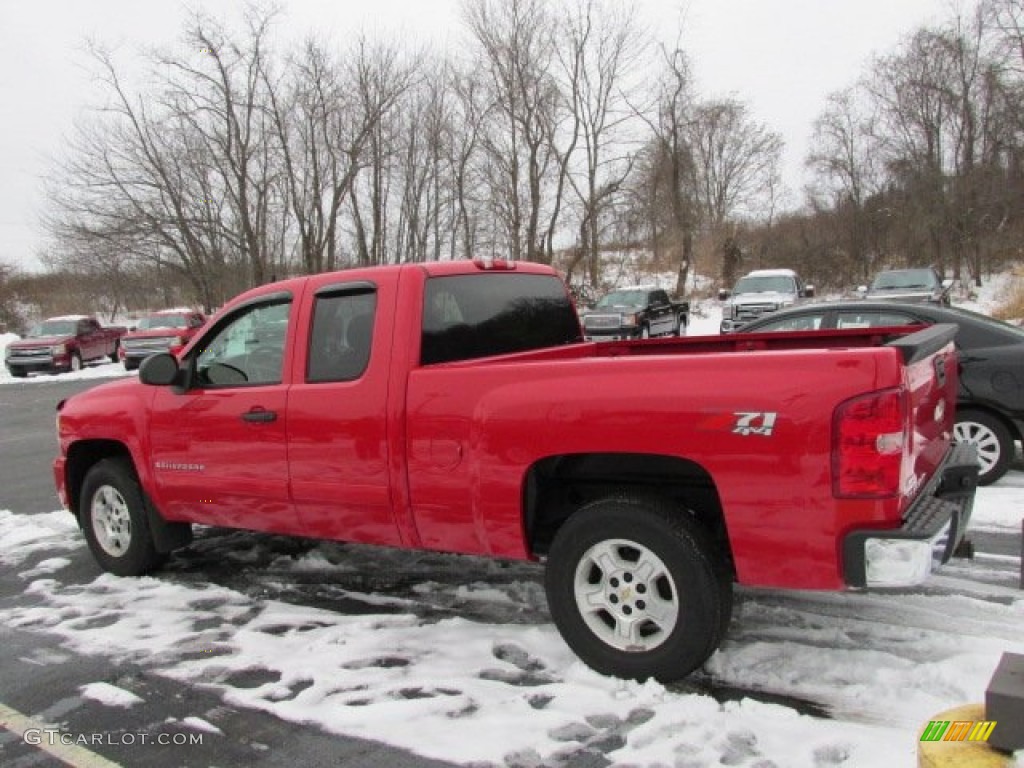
[
  {"xmin": 2, "ymin": 275, "xmax": 1022, "ymax": 765},
  {"xmin": 0, "ymin": 489, "xmax": 1021, "ymax": 767}
]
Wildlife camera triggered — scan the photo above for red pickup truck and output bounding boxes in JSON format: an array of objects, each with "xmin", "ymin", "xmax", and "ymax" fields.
[
  {"xmin": 5, "ymin": 315, "xmax": 126, "ymax": 377},
  {"xmin": 54, "ymin": 260, "xmax": 977, "ymax": 681},
  {"xmin": 119, "ymin": 309, "xmax": 207, "ymax": 370}
]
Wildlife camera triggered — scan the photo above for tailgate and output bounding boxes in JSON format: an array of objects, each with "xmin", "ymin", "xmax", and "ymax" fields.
[{"xmin": 886, "ymin": 324, "xmax": 959, "ymax": 507}]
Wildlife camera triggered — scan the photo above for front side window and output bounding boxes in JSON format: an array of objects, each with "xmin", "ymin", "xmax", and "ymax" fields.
[
  {"xmin": 422, "ymin": 274, "xmax": 581, "ymax": 365},
  {"xmin": 194, "ymin": 300, "xmax": 290, "ymax": 387}
]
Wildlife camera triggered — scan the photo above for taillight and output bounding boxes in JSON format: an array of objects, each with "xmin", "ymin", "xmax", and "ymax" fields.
[{"xmin": 832, "ymin": 388, "xmax": 907, "ymax": 498}]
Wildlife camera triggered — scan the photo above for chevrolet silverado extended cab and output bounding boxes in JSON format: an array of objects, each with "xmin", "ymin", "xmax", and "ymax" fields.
[
  {"xmin": 54, "ymin": 260, "xmax": 977, "ymax": 682},
  {"xmin": 6, "ymin": 315, "xmax": 125, "ymax": 377}
]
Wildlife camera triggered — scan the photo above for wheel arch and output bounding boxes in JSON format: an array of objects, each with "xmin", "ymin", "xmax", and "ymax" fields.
[
  {"xmin": 66, "ymin": 439, "xmax": 134, "ymax": 518},
  {"xmin": 523, "ymin": 452, "xmax": 733, "ymax": 575},
  {"xmin": 65, "ymin": 439, "xmax": 191, "ymax": 554}
]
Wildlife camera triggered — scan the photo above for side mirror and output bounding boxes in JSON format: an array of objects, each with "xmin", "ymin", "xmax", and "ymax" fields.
[
  {"xmin": 718, "ymin": 289, "xmax": 731, "ymax": 301},
  {"xmin": 139, "ymin": 353, "xmax": 181, "ymax": 386},
  {"xmin": 804, "ymin": 285, "xmax": 815, "ymax": 298},
  {"xmin": 856, "ymin": 285, "xmax": 868, "ymax": 295}
]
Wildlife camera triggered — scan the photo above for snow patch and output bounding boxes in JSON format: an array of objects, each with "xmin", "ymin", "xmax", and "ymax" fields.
[{"xmin": 79, "ymin": 682, "xmax": 144, "ymax": 708}]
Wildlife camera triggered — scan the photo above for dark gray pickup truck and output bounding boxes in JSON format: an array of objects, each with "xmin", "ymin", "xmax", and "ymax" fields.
[{"xmin": 580, "ymin": 286, "xmax": 689, "ymax": 341}]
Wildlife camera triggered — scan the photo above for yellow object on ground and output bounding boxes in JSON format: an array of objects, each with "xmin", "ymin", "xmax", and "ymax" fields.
[{"xmin": 918, "ymin": 704, "xmax": 1013, "ymax": 768}]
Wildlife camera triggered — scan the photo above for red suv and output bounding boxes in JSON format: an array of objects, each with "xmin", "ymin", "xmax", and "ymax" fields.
[{"xmin": 119, "ymin": 310, "xmax": 206, "ymax": 370}]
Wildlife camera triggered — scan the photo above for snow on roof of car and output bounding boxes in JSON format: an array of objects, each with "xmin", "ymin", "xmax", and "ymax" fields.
[
  {"xmin": 46, "ymin": 314, "xmax": 89, "ymax": 321},
  {"xmin": 745, "ymin": 269, "xmax": 797, "ymax": 278}
]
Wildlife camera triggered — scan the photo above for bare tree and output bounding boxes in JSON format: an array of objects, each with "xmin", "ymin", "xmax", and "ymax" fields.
[
  {"xmin": 807, "ymin": 87, "xmax": 883, "ymax": 280},
  {"xmin": 642, "ymin": 45, "xmax": 698, "ymax": 295},
  {"xmin": 559, "ymin": 0, "xmax": 646, "ymax": 285},
  {"xmin": 347, "ymin": 38, "xmax": 419, "ymax": 266},
  {"xmin": 463, "ymin": 0, "xmax": 568, "ymax": 264}
]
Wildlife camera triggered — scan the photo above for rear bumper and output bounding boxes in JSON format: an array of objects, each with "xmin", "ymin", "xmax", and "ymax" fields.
[{"xmin": 842, "ymin": 441, "xmax": 978, "ymax": 588}]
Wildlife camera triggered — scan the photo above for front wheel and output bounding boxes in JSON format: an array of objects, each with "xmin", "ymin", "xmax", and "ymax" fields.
[
  {"xmin": 954, "ymin": 410, "xmax": 1014, "ymax": 485},
  {"xmin": 80, "ymin": 459, "xmax": 166, "ymax": 576},
  {"xmin": 69, "ymin": 352, "xmax": 83, "ymax": 373},
  {"xmin": 545, "ymin": 496, "xmax": 731, "ymax": 682},
  {"xmin": 109, "ymin": 343, "xmax": 120, "ymax": 363}
]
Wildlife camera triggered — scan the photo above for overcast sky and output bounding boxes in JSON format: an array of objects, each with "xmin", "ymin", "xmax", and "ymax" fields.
[{"xmin": 0, "ymin": 0, "xmax": 955, "ymax": 271}]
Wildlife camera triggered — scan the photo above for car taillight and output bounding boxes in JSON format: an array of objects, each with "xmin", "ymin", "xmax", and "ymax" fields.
[{"xmin": 832, "ymin": 387, "xmax": 907, "ymax": 498}]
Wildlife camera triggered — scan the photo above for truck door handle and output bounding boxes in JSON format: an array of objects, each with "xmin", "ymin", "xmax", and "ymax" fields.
[{"xmin": 241, "ymin": 408, "xmax": 277, "ymax": 423}]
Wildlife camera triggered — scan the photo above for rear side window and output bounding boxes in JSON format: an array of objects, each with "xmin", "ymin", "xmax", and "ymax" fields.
[
  {"xmin": 422, "ymin": 274, "xmax": 581, "ymax": 365},
  {"xmin": 755, "ymin": 313, "xmax": 826, "ymax": 332},
  {"xmin": 837, "ymin": 311, "xmax": 919, "ymax": 329},
  {"xmin": 307, "ymin": 289, "xmax": 376, "ymax": 383}
]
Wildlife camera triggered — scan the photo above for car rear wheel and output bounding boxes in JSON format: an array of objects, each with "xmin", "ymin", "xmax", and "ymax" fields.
[
  {"xmin": 545, "ymin": 496, "xmax": 731, "ymax": 682},
  {"xmin": 953, "ymin": 410, "xmax": 1014, "ymax": 485},
  {"xmin": 80, "ymin": 459, "xmax": 166, "ymax": 576}
]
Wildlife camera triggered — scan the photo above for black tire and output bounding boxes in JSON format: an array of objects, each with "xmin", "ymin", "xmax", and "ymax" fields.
[
  {"xmin": 69, "ymin": 351, "xmax": 83, "ymax": 373},
  {"xmin": 674, "ymin": 314, "xmax": 686, "ymax": 337},
  {"xmin": 954, "ymin": 409, "xmax": 1014, "ymax": 486},
  {"xmin": 8, "ymin": 367, "xmax": 27, "ymax": 378},
  {"xmin": 123, "ymin": 359, "xmax": 138, "ymax": 372},
  {"xmin": 109, "ymin": 343, "xmax": 120, "ymax": 363},
  {"xmin": 80, "ymin": 458, "xmax": 166, "ymax": 576},
  {"xmin": 545, "ymin": 496, "xmax": 732, "ymax": 682}
]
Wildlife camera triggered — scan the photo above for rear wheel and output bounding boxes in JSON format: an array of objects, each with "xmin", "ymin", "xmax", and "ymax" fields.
[
  {"xmin": 954, "ymin": 410, "xmax": 1014, "ymax": 485},
  {"xmin": 80, "ymin": 459, "xmax": 166, "ymax": 576},
  {"xmin": 545, "ymin": 496, "xmax": 731, "ymax": 682}
]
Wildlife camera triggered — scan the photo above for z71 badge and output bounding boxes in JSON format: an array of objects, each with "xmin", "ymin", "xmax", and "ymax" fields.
[
  {"xmin": 696, "ymin": 411, "xmax": 779, "ymax": 437},
  {"xmin": 733, "ymin": 411, "xmax": 777, "ymax": 437}
]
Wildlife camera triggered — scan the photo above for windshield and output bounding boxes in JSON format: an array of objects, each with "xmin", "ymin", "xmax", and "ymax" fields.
[
  {"xmin": 732, "ymin": 276, "xmax": 795, "ymax": 295},
  {"xmin": 595, "ymin": 290, "xmax": 647, "ymax": 309},
  {"xmin": 137, "ymin": 313, "xmax": 189, "ymax": 330},
  {"xmin": 28, "ymin": 320, "xmax": 77, "ymax": 337},
  {"xmin": 871, "ymin": 269, "xmax": 938, "ymax": 291}
]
